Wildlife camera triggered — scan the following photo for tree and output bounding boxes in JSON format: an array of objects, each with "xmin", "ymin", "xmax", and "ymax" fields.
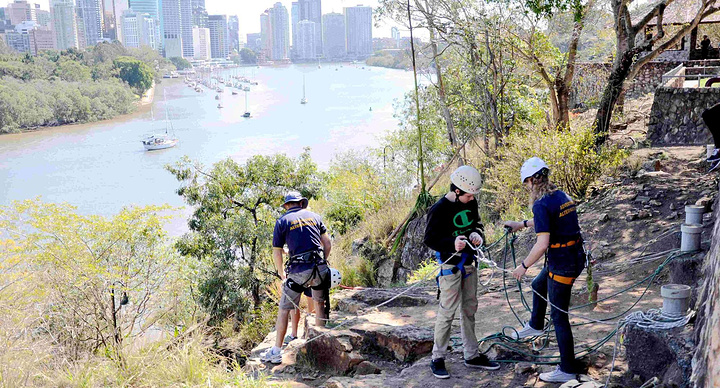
[
  {"xmin": 591, "ymin": 0, "xmax": 720, "ymax": 145},
  {"xmin": 0, "ymin": 200, "xmax": 182, "ymax": 360},
  {"xmin": 169, "ymin": 56, "xmax": 192, "ymax": 70},
  {"xmin": 55, "ymin": 57, "xmax": 92, "ymax": 82},
  {"xmin": 239, "ymin": 48, "xmax": 258, "ymax": 64},
  {"xmin": 113, "ymin": 56, "xmax": 154, "ymax": 95},
  {"xmin": 166, "ymin": 151, "xmax": 323, "ymax": 323},
  {"xmin": 509, "ymin": 0, "xmax": 595, "ymax": 130}
]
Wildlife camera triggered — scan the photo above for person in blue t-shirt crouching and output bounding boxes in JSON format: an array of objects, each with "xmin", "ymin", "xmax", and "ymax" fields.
[
  {"xmin": 503, "ymin": 157, "xmax": 586, "ymax": 383},
  {"xmin": 260, "ymin": 191, "xmax": 331, "ymax": 365}
]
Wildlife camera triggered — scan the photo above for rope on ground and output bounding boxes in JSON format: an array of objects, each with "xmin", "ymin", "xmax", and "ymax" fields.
[{"xmin": 279, "ymin": 249, "xmax": 466, "ymax": 347}]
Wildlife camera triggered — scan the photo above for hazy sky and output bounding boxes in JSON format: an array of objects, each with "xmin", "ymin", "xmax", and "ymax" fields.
[
  {"xmin": 206, "ymin": 0, "xmax": 400, "ymax": 39},
  {"xmin": 11, "ymin": 0, "xmax": 402, "ymax": 39}
]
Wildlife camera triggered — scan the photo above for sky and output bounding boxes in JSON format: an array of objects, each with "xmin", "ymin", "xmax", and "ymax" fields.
[
  {"xmin": 8, "ymin": 0, "xmax": 402, "ymax": 39},
  {"xmin": 205, "ymin": 0, "xmax": 400, "ymax": 40}
]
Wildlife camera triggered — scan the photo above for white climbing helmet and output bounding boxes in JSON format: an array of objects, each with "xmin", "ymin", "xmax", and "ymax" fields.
[
  {"xmin": 329, "ymin": 268, "xmax": 342, "ymax": 289},
  {"xmin": 520, "ymin": 157, "xmax": 550, "ymax": 184},
  {"xmin": 450, "ymin": 165, "xmax": 482, "ymax": 194}
]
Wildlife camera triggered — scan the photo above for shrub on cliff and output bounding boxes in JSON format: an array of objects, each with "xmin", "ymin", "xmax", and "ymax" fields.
[{"xmin": 484, "ymin": 125, "xmax": 627, "ymax": 218}]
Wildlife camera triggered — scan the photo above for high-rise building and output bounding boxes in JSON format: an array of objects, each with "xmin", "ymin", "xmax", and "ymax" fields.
[
  {"xmin": 192, "ymin": 26, "xmax": 209, "ymax": 59},
  {"xmin": 344, "ymin": 5, "xmax": 372, "ymax": 59},
  {"xmin": 295, "ymin": 20, "xmax": 314, "ymax": 60},
  {"xmin": 162, "ymin": 0, "xmax": 182, "ymax": 57},
  {"xmin": 192, "ymin": 5, "xmax": 207, "ymax": 27},
  {"xmin": 4, "ymin": 20, "xmax": 54, "ymax": 54},
  {"xmin": 246, "ymin": 32, "xmax": 261, "ymax": 52},
  {"xmin": 100, "ymin": 0, "xmax": 128, "ymax": 42},
  {"xmin": 0, "ymin": 8, "xmax": 6, "ymax": 22},
  {"xmin": 122, "ymin": 9, "xmax": 156, "ymax": 49},
  {"xmin": 51, "ymin": 0, "xmax": 78, "ymax": 50},
  {"xmin": 228, "ymin": 15, "xmax": 239, "ymax": 53},
  {"xmin": 179, "ymin": 0, "xmax": 193, "ymax": 58},
  {"xmin": 322, "ymin": 12, "xmax": 345, "ymax": 60},
  {"xmin": 76, "ymin": 0, "xmax": 102, "ymax": 47},
  {"xmin": 7, "ymin": 1, "xmax": 34, "ymax": 26},
  {"xmin": 292, "ymin": 0, "xmax": 321, "ymax": 59},
  {"xmin": 259, "ymin": 9, "xmax": 271, "ymax": 61},
  {"xmin": 128, "ymin": 0, "xmax": 162, "ymax": 51},
  {"xmin": 269, "ymin": 2, "xmax": 289, "ymax": 61},
  {"xmin": 391, "ymin": 26, "xmax": 399, "ymax": 47},
  {"xmin": 290, "ymin": 1, "xmax": 298, "ymax": 59},
  {"xmin": 207, "ymin": 14, "xmax": 228, "ymax": 59}
]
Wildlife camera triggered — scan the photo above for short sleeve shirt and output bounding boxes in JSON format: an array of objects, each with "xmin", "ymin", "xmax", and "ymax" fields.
[
  {"xmin": 532, "ymin": 190, "xmax": 581, "ymax": 242},
  {"xmin": 272, "ymin": 207, "xmax": 327, "ymax": 257}
]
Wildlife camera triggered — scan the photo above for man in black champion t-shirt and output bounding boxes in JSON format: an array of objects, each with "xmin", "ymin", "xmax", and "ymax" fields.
[{"xmin": 424, "ymin": 166, "xmax": 500, "ymax": 379}]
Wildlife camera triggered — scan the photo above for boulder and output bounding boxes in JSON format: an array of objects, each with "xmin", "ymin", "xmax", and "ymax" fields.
[
  {"xmin": 623, "ymin": 323, "xmax": 694, "ymax": 388},
  {"xmin": 355, "ymin": 361, "xmax": 381, "ymax": 375},
  {"xmin": 398, "ymin": 216, "xmax": 434, "ymax": 280},
  {"xmin": 351, "ymin": 323, "xmax": 434, "ymax": 363},
  {"xmin": 300, "ymin": 325, "xmax": 366, "ymax": 375}
]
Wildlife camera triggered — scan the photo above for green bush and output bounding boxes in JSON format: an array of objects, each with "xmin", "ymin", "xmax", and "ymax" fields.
[{"xmin": 484, "ymin": 125, "xmax": 627, "ymax": 216}]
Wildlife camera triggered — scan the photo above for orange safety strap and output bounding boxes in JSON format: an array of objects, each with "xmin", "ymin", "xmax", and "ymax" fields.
[
  {"xmin": 549, "ymin": 239, "xmax": 580, "ymax": 249},
  {"xmin": 548, "ymin": 271, "xmax": 576, "ymax": 285}
]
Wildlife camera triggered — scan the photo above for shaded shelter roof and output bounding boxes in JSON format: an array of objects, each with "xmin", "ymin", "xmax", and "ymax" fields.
[{"xmin": 644, "ymin": 0, "xmax": 720, "ymax": 26}]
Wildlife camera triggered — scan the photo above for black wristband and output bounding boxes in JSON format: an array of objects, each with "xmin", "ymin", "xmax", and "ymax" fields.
[
  {"xmin": 521, "ymin": 261, "xmax": 528, "ymax": 270},
  {"xmin": 523, "ymin": 219, "xmax": 528, "ymax": 228}
]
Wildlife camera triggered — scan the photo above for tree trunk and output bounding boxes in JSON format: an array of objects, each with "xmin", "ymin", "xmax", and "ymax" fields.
[
  {"xmin": 555, "ymin": 79, "xmax": 571, "ymax": 130},
  {"xmin": 428, "ymin": 25, "xmax": 460, "ymax": 155},
  {"xmin": 594, "ymin": 52, "xmax": 634, "ymax": 146}
]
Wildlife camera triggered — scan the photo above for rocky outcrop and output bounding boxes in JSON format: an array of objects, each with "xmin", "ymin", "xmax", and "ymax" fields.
[
  {"xmin": 691, "ymin": 181, "xmax": 720, "ymax": 387},
  {"xmin": 624, "ymin": 324, "xmax": 695, "ymax": 387},
  {"xmin": 396, "ymin": 215, "xmax": 433, "ymax": 283}
]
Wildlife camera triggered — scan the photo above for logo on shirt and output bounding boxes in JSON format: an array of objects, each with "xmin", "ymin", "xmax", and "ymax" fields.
[{"xmin": 453, "ymin": 210, "xmax": 473, "ymax": 229}]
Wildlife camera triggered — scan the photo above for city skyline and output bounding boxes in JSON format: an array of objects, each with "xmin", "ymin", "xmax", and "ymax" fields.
[{"xmin": 7, "ymin": 0, "xmax": 401, "ymax": 38}]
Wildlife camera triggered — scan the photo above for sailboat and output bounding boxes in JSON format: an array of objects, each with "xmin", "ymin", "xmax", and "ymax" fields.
[
  {"xmin": 243, "ymin": 90, "xmax": 251, "ymax": 118},
  {"xmin": 300, "ymin": 74, "xmax": 308, "ymax": 105},
  {"xmin": 142, "ymin": 97, "xmax": 178, "ymax": 151}
]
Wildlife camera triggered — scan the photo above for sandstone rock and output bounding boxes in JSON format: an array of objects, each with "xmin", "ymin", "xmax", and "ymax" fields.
[
  {"xmin": 670, "ymin": 203, "xmax": 677, "ymax": 210},
  {"xmin": 599, "ymin": 213, "xmax": 610, "ymax": 222},
  {"xmin": 624, "ymin": 323, "xmax": 694, "ymax": 387},
  {"xmin": 635, "ymin": 196, "xmax": 651, "ymax": 204},
  {"xmin": 352, "ymin": 324, "xmax": 434, "ymax": 363},
  {"xmin": 637, "ymin": 210, "xmax": 651, "ymax": 219},
  {"xmin": 649, "ymin": 200, "xmax": 662, "ymax": 207},
  {"xmin": 559, "ymin": 380, "xmax": 581, "ymax": 388},
  {"xmin": 301, "ymin": 326, "xmax": 366, "ymax": 375},
  {"xmin": 626, "ymin": 212, "xmax": 639, "ymax": 222},
  {"xmin": 355, "ymin": 361, "xmax": 381, "ymax": 375},
  {"xmin": 514, "ymin": 362, "xmax": 535, "ymax": 374},
  {"xmin": 696, "ymin": 195, "xmax": 714, "ymax": 212}
]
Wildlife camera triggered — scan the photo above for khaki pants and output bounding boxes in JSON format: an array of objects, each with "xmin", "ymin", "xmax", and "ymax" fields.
[{"xmin": 432, "ymin": 264, "xmax": 479, "ymax": 361}]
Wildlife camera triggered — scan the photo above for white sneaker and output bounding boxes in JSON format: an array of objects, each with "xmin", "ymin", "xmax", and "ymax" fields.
[
  {"xmin": 539, "ymin": 366, "xmax": 576, "ymax": 383},
  {"xmin": 508, "ymin": 322, "xmax": 544, "ymax": 340},
  {"xmin": 260, "ymin": 347, "xmax": 282, "ymax": 364}
]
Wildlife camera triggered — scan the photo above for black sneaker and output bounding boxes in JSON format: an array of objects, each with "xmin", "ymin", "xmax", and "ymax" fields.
[
  {"xmin": 431, "ymin": 358, "xmax": 450, "ymax": 379},
  {"xmin": 709, "ymin": 159, "xmax": 720, "ymax": 173},
  {"xmin": 464, "ymin": 355, "xmax": 501, "ymax": 370},
  {"xmin": 708, "ymin": 149, "xmax": 720, "ymax": 162}
]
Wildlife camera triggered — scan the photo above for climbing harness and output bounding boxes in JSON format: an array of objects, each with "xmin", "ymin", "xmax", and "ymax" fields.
[{"xmin": 434, "ymin": 251, "xmax": 472, "ymax": 299}]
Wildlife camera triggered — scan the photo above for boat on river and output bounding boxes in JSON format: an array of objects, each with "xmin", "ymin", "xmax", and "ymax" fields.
[
  {"xmin": 142, "ymin": 134, "xmax": 178, "ymax": 150},
  {"xmin": 142, "ymin": 94, "xmax": 178, "ymax": 151}
]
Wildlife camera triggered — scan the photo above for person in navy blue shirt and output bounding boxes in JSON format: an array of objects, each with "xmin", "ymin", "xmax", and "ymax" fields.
[
  {"xmin": 503, "ymin": 157, "xmax": 586, "ymax": 384},
  {"xmin": 261, "ymin": 191, "xmax": 331, "ymax": 365}
]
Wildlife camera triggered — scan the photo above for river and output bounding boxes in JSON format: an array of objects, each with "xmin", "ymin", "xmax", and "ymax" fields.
[{"xmin": 0, "ymin": 64, "xmax": 415, "ymax": 235}]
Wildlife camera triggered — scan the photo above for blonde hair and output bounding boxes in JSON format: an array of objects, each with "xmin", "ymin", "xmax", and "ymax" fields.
[{"xmin": 529, "ymin": 174, "xmax": 558, "ymax": 207}]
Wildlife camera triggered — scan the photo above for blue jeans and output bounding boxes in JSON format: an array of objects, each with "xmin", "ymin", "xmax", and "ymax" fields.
[{"xmin": 528, "ymin": 266, "xmax": 576, "ymax": 373}]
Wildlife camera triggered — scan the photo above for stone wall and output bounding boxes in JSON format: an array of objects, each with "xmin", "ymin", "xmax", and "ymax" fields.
[
  {"xmin": 570, "ymin": 61, "xmax": 682, "ymax": 107},
  {"xmin": 646, "ymin": 87, "xmax": 720, "ymax": 145},
  {"xmin": 690, "ymin": 182, "xmax": 720, "ymax": 388}
]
